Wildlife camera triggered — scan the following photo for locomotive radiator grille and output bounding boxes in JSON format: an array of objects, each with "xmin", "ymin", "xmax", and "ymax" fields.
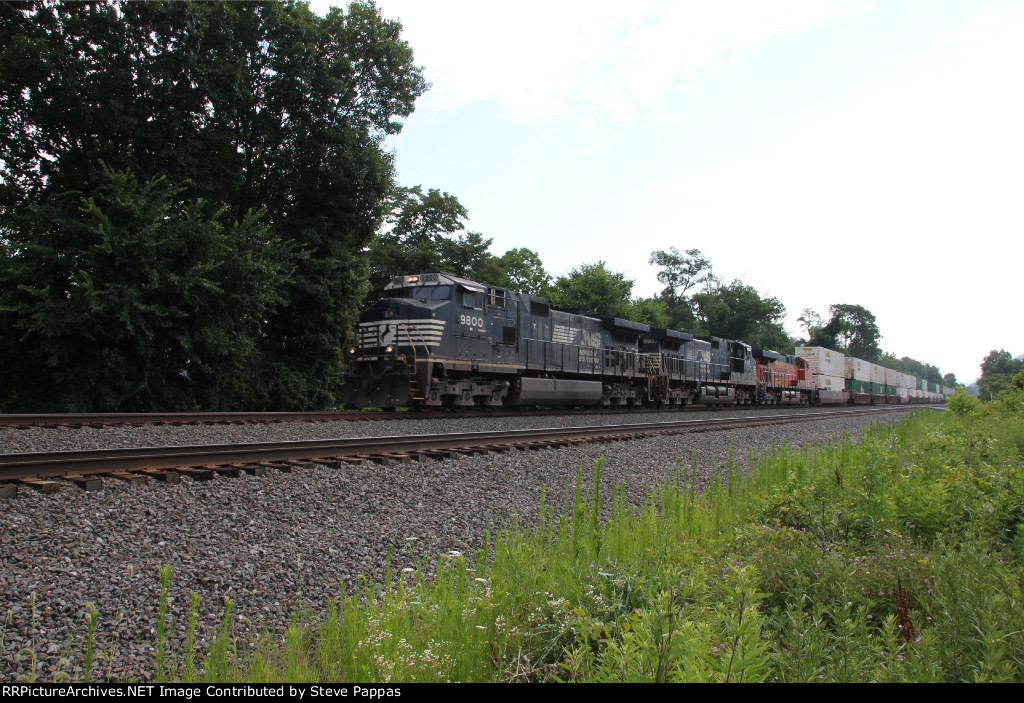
[{"xmin": 358, "ymin": 320, "xmax": 446, "ymax": 348}]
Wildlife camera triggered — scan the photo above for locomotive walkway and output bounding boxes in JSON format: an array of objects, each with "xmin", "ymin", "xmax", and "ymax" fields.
[{"xmin": 0, "ymin": 407, "xmax": 915, "ymax": 494}]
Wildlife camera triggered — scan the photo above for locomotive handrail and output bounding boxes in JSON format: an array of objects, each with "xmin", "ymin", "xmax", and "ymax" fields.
[{"xmin": 407, "ymin": 322, "xmax": 433, "ymax": 402}]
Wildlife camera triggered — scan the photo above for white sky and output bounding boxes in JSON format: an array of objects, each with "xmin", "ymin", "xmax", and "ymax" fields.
[{"xmin": 312, "ymin": 0, "xmax": 1024, "ymax": 384}]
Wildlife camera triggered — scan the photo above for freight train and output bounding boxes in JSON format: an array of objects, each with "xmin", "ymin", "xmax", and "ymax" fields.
[{"xmin": 343, "ymin": 273, "xmax": 952, "ymax": 410}]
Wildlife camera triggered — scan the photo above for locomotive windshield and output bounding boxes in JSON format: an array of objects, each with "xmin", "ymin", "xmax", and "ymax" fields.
[{"xmin": 384, "ymin": 285, "xmax": 451, "ymax": 300}]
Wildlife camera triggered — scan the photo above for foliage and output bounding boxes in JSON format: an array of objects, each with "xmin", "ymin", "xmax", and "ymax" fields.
[
  {"xmin": 476, "ymin": 247, "xmax": 551, "ymax": 296},
  {"xmin": 649, "ymin": 247, "xmax": 715, "ymax": 303},
  {"xmin": 625, "ymin": 297, "xmax": 670, "ymax": 328},
  {"xmin": 647, "ymin": 249, "xmax": 791, "ymax": 348},
  {"xmin": 978, "ymin": 349, "xmax": 1024, "ymax": 400},
  {"xmin": 821, "ymin": 304, "xmax": 881, "ymax": 360},
  {"xmin": 946, "ymin": 387, "xmax": 981, "ymax": 417},
  {"xmin": 0, "ymin": 167, "xmax": 289, "ymax": 411},
  {"xmin": 363, "ymin": 186, "xmax": 551, "ymax": 303},
  {"xmin": 545, "ymin": 261, "xmax": 636, "ymax": 319},
  {"xmin": 32, "ymin": 404, "xmax": 1024, "ymax": 682},
  {"xmin": 648, "ymin": 247, "xmax": 714, "ymax": 331},
  {"xmin": 691, "ymin": 280, "xmax": 790, "ymax": 350},
  {"xmin": 0, "ymin": 0, "xmax": 427, "ymax": 410}
]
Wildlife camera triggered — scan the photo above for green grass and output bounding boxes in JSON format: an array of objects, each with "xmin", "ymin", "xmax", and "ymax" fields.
[{"xmin": 21, "ymin": 400, "xmax": 1024, "ymax": 682}]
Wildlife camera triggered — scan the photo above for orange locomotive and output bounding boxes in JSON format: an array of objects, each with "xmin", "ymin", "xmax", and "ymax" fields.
[{"xmin": 752, "ymin": 349, "xmax": 813, "ymax": 405}]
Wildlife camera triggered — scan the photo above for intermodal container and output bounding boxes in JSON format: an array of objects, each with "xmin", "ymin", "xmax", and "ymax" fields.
[
  {"xmin": 845, "ymin": 357, "xmax": 871, "ymax": 382},
  {"xmin": 845, "ymin": 378, "xmax": 871, "ymax": 394},
  {"xmin": 870, "ymin": 364, "xmax": 886, "ymax": 384},
  {"xmin": 886, "ymin": 368, "xmax": 903, "ymax": 389},
  {"xmin": 813, "ymin": 374, "xmax": 845, "ymax": 391},
  {"xmin": 795, "ymin": 346, "xmax": 845, "ymax": 377}
]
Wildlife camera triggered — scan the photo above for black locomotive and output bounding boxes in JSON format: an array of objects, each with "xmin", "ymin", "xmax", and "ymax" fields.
[{"xmin": 342, "ymin": 272, "xmax": 814, "ymax": 409}]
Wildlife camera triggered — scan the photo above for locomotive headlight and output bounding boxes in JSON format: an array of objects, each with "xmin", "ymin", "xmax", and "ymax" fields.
[
  {"xmin": 348, "ymin": 347, "xmax": 357, "ymax": 356},
  {"xmin": 384, "ymin": 345, "xmax": 394, "ymax": 354}
]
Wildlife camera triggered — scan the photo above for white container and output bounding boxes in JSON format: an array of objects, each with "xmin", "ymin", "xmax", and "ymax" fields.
[
  {"xmin": 813, "ymin": 373, "xmax": 845, "ymax": 391},
  {"xmin": 845, "ymin": 357, "xmax": 871, "ymax": 381},
  {"xmin": 885, "ymin": 368, "xmax": 902, "ymax": 388},
  {"xmin": 795, "ymin": 346, "xmax": 845, "ymax": 377},
  {"xmin": 898, "ymin": 387, "xmax": 910, "ymax": 400},
  {"xmin": 901, "ymin": 374, "xmax": 916, "ymax": 389},
  {"xmin": 870, "ymin": 363, "xmax": 886, "ymax": 384}
]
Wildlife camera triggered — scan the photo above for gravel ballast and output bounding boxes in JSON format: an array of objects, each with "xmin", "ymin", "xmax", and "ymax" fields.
[{"xmin": 1, "ymin": 410, "xmax": 905, "ymax": 681}]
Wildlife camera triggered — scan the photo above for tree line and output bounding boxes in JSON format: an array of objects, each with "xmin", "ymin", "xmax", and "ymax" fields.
[
  {"xmin": 0, "ymin": 1, "xmax": 962, "ymax": 412},
  {"xmin": 368, "ymin": 188, "xmax": 961, "ymax": 386},
  {"xmin": 1, "ymin": 0, "xmax": 425, "ymax": 411}
]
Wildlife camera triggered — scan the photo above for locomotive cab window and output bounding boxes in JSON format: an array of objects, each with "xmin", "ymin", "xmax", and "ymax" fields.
[
  {"xmin": 460, "ymin": 288, "xmax": 483, "ymax": 309},
  {"xmin": 487, "ymin": 287, "xmax": 506, "ymax": 309}
]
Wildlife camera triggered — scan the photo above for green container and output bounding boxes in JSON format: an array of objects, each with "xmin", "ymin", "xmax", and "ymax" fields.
[
  {"xmin": 886, "ymin": 384, "xmax": 898, "ymax": 395},
  {"xmin": 845, "ymin": 378, "xmax": 871, "ymax": 394},
  {"xmin": 870, "ymin": 382, "xmax": 885, "ymax": 395},
  {"xmin": 916, "ymin": 377, "xmax": 926, "ymax": 391}
]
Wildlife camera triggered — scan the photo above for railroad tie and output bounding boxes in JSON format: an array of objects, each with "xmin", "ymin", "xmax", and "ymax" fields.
[
  {"xmin": 224, "ymin": 462, "xmax": 268, "ymax": 477},
  {"xmin": 104, "ymin": 471, "xmax": 149, "ymax": 486},
  {"xmin": 250, "ymin": 461, "xmax": 291, "ymax": 473},
  {"xmin": 418, "ymin": 450, "xmax": 452, "ymax": 461},
  {"xmin": 16, "ymin": 477, "xmax": 63, "ymax": 493},
  {"xmin": 312, "ymin": 456, "xmax": 364, "ymax": 468},
  {"xmin": 169, "ymin": 466, "xmax": 216, "ymax": 481},
  {"xmin": 199, "ymin": 464, "xmax": 242, "ymax": 478},
  {"xmin": 376, "ymin": 453, "xmax": 414, "ymax": 464},
  {"xmin": 139, "ymin": 468, "xmax": 181, "ymax": 484},
  {"xmin": 61, "ymin": 474, "xmax": 104, "ymax": 492}
]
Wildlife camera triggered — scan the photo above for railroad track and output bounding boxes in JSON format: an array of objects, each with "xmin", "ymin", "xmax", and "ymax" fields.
[
  {"xmin": 0, "ymin": 407, "xmax": 914, "ymax": 495},
  {"xmin": 0, "ymin": 403, "xmax": 939, "ymax": 428}
]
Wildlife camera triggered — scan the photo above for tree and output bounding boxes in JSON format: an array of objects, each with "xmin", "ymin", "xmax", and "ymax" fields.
[
  {"xmin": 0, "ymin": 1, "xmax": 427, "ymax": 410},
  {"xmin": 627, "ymin": 297, "xmax": 670, "ymax": 328},
  {"xmin": 649, "ymin": 247, "xmax": 714, "ymax": 302},
  {"xmin": 364, "ymin": 185, "xmax": 514, "ymax": 304},
  {"xmin": 691, "ymin": 280, "xmax": 790, "ymax": 350},
  {"xmin": 797, "ymin": 308, "xmax": 823, "ymax": 341},
  {"xmin": 545, "ymin": 261, "xmax": 635, "ymax": 319},
  {"xmin": 942, "ymin": 372, "xmax": 957, "ymax": 387},
  {"xmin": 649, "ymin": 247, "xmax": 714, "ymax": 331},
  {"xmin": 816, "ymin": 304, "xmax": 882, "ymax": 360},
  {"xmin": 473, "ymin": 247, "xmax": 551, "ymax": 295},
  {"xmin": 977, "ymin": 349, "xmax": 1024, "ymax": 399},
  {"xmin": 0, "ymin": 167, "xmax": 289, "ymax": 411}
]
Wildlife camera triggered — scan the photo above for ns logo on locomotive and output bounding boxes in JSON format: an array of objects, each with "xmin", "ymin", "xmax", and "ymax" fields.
[{"xmin": 343, "ymin": 273, "xmax": 951, "ymax": 410}]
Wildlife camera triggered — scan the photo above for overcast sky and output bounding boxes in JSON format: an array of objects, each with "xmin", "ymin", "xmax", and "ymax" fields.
[{"xmin": 312, "ymin": 0, "xmax": 1023, "ymax": 385}]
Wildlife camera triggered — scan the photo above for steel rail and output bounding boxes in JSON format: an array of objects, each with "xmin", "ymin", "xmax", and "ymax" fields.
[
  {"xmin": 0, "ymin": 407, "xmax": 912, "ymax": 481},
  {"xmin": 0, "ymin": 404, "xmax": 938, "ymax": 428},
  {"xmin": 0, "ymin": 411, "xmax": 372, "ymax": 427}
]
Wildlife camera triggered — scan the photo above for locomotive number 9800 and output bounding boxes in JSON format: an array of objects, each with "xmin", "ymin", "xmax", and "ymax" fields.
[{"xmin": 459, "ymin": 314, "xmax": 485, "ymax": 328}]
